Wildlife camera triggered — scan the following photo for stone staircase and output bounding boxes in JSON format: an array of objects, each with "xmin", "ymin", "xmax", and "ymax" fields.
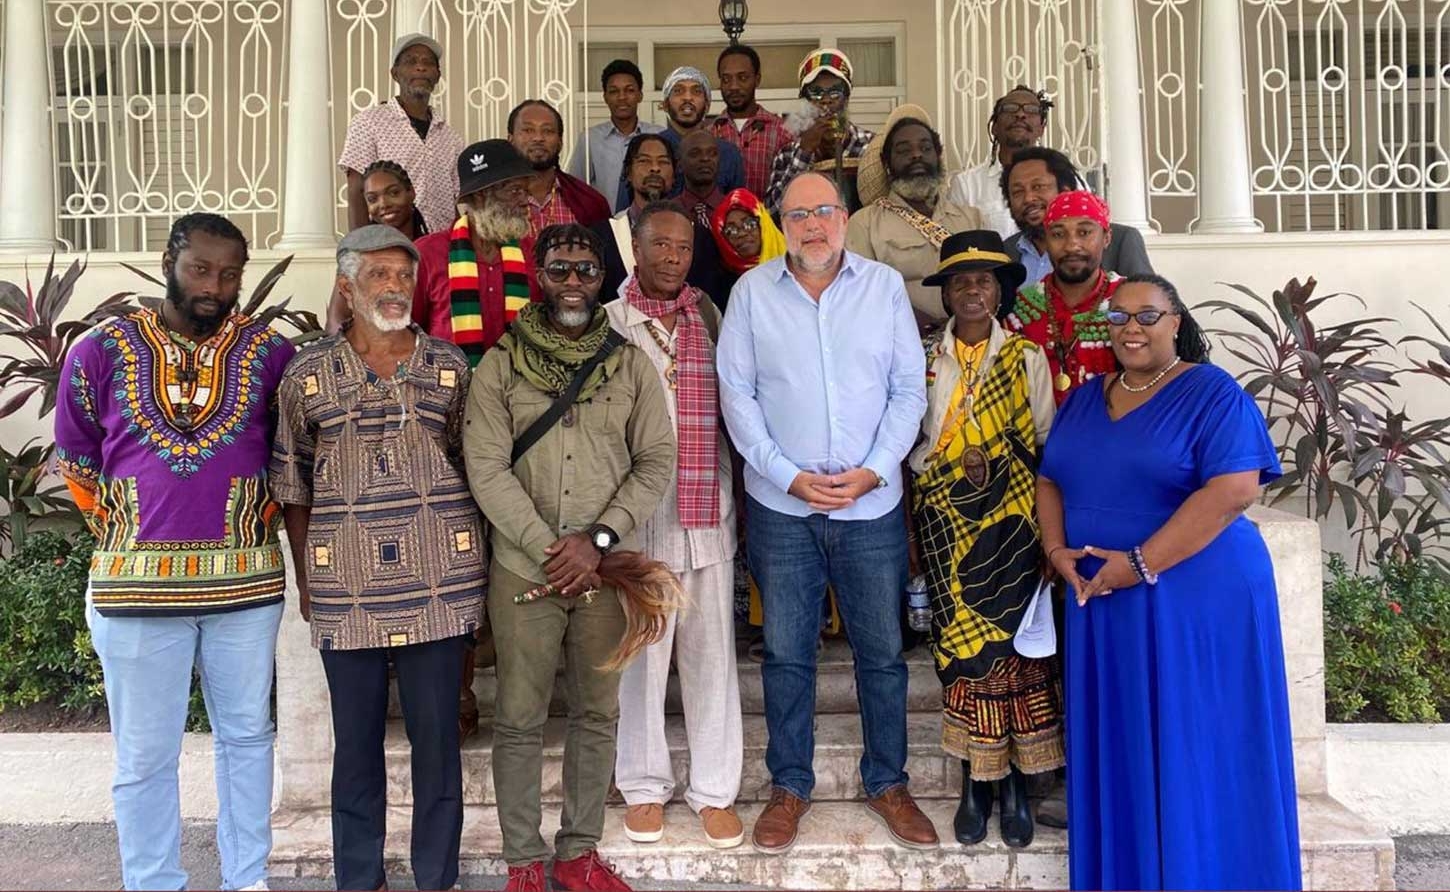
[{"xmin": 271, "ymin": 632, "xmax": 1394, "ymax": 888}]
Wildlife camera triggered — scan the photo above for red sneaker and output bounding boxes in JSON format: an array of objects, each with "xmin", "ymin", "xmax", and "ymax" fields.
[
  {"xmin": 551, "ymin": 850, "xmax": 631, "ymax": 892},
  {"xmin": 504, "ymin": 861, "xmax": 548, "ymax": 892}
]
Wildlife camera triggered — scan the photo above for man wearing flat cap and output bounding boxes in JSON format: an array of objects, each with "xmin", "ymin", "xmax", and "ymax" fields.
[
  {"xmin": 271, "ymin": 224, "xmax": 486, "ymax": 892},
  {"xmin": 413, "ymin": 139, "xmax": 542, "ymax": 368},
  {"xmin": 339, "ymin": 33, "xmax": 465, "ymax": 235},
  {"xmin": 764, "ymin": 48, "xmax": 875, "ymax": 211}
]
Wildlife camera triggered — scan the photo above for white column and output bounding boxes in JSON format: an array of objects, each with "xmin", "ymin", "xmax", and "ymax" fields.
[
  {"xmin": 1192, "ymin": 0, "xmax": 1262, "ymax": 233},
  {"xmin": 0, "ymin": 0, "xmax": 58, "ymax": 253},
  {"xmin": 275, "ymin": 0, "xmax": 336, "ymax": 250},
  {"xmin": 1101, "ymin": 0, "xmax": 1152, "ymax": 233}
]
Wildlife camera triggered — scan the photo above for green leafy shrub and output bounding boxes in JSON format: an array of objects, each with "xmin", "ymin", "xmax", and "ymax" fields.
[
  {"xmin": 0, "ymin": 529, "xmax": 102, "ymax": 712},
  {"xmin": 1324, "ymin": 554, "xmax": 1450, "ymax": 722},
  {"xmin": 0, "ymin": 530, "xmax": 211, "ymax": 730}
]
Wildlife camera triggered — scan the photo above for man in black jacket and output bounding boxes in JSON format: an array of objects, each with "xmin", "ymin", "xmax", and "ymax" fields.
[{"xmin": 1000, "ymin": 146, "xmax": 1153, "ymax": 286}]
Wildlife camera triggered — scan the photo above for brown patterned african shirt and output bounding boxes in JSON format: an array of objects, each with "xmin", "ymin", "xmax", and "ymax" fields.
[{"xmin": 269, "ymin": 326, "xmax": 486, "ymax": 650}]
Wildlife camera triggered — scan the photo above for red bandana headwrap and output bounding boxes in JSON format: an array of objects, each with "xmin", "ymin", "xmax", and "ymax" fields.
[
  {"xmin": 622, "ymin": 275, "xmax": 720, "ymax": 529},
  {"xmin": 1044, "ymin": 189, "xmax": 1110, "ymax": 230}
]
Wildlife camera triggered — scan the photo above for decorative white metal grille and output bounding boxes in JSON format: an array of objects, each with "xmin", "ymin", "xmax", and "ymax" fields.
[
  {"xmin": 48, "ymin": 0, "xmax": 287, "ymax": 251},
  {"xmin": 1137, "ymin": 0, "xmax": 1198, "ymax": 229},
  {"xmin": 330, "ymin": 0, "xmax": 580, "ymax": 230},
  {"xmin": 1242, "ymin": 0, "xmax": 1450, "ymax": 231},
  {"xmin": 937, "ymin": 0, "xmax": 1102, "ymax": 176}
]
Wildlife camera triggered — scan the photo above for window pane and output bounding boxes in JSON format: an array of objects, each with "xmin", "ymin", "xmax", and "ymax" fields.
[
  {"xmin": 836, "ymin": 38, "xmax": 895, "ymax": 87},
  {"xmin": 579, "ymin": 42, "xmax": 638, "ymax": 92},
  {"xmin": 654, "ymin": 41, "xmax": 819, "ymax": 91}
]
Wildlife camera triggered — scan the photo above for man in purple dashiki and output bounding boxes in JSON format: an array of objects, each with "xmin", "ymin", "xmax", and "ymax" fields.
[{"xmin": 54, "ymin": 213, "xmax": 295, "ymax": 892}]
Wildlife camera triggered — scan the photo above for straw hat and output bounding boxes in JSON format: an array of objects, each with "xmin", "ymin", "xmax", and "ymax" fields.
[{"xmin": 855, "ymin": 103, "xmax": 934, "ymax": 207}]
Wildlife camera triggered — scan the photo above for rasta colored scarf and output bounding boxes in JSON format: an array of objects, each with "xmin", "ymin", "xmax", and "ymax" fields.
[
  {"xmin": 448, "ymin": 215, "xmax": 530, "ymax": 367},
  {"xmin": 502, "ymin": 301, "xmax": 622, "ymax": 401}
]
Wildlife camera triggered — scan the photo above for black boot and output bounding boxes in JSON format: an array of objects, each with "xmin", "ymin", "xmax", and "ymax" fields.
[
  {"xmin": 999, "ymin": 765, "xmax": 1034, "ymax": 848},
  {"xmin": 953, "ymin": 761, "xmax": 993, "ymax": 845}
]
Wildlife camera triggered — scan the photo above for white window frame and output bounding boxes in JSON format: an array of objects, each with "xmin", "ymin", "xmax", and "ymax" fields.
[{"xmin": 574, "ymin": 22, "xmax": 907, "ymax": 130}]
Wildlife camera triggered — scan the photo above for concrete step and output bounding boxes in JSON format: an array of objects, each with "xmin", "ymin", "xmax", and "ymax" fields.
[
  {"xmin": 387, "ymin": 711, "xmax": 958, "ymax": 806},
  {"xmin": 269, "ymin": 793, "xmax": 1394, "ymax": 889},
  {"xmin": 390, "ymin": 637, "xmax": 943, "ymax": 719}
]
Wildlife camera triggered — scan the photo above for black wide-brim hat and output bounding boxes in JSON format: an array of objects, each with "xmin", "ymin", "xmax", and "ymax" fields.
[
  {"xmin": 922, "ymin": 229, "xmax": 1027, "ymax": 319},
  {"xmin": 457, "ymin": 139, "xmax": 533, "ymax": 199}
]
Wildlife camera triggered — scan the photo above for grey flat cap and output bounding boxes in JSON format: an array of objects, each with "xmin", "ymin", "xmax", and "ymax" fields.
[
  {"xmin": 338, "ymin": 224, "xmax": 420, "ymax": 262},
  {"xmin": 391, "ymin": 32, "xmax": 443, "ymax": 67}
]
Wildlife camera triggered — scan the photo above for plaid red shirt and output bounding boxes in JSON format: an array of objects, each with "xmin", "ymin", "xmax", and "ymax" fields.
[
  {"xmin": 527, "ymin": 178, "xmax": 578, "ymax": 239},
  {"xmin": 711, "ymin": 107, "xmax": 792, "ymax": 200},
  {"xmin": 764, "ymin": 121, "xmax": 874, "ymax": 210}
]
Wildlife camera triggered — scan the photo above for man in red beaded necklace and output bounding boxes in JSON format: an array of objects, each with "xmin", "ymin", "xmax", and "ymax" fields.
[{"xmin": 1003, "ymin": 189, "xmax": 1121, "ymax": 406}]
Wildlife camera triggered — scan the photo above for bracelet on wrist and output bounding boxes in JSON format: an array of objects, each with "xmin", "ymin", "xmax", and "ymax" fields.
[{"xmin": 1130, "ymin": 545, "xmax": 1160, "ymax": 585}]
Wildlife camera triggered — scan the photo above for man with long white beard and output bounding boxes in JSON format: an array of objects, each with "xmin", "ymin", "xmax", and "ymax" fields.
[
  {"xmin": 411, "ymin": 138, "xmax": 541, "ymax": 740},
  {"xmin": 271, "ymin": 224, "xmax": 486, "ymax": 892},
  {"xmin": 413, "ymin": 139, "xmax": 542, "ymax": 368},
  {"xmin": 847, "ymin": 108, "xmax": 984, "ymax": 332}
]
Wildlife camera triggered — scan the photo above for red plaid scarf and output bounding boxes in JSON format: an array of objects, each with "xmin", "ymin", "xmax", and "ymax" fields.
[{"xmin": 622, "ymin": 275, "xmax": 720, "ymax": 529}]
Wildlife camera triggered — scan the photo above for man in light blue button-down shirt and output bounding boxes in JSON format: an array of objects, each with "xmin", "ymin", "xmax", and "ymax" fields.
[{"xmin": 717, "ymin": 171, "xmax": 937, "ymax": 853}]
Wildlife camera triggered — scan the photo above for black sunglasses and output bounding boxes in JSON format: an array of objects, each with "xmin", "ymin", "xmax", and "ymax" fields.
[
  {"xmin": 1106, "ymin": 309, "xmax": 1178, "ymax": 327},
  {"xmin": 542, "ymin": 260, "xmax": 603, "ymax": 284}
]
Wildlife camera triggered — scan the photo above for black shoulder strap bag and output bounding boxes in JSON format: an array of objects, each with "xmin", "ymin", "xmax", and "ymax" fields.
[{"xmin": 510, "ymin": 329, "xmax": 627, "ymax": 465}]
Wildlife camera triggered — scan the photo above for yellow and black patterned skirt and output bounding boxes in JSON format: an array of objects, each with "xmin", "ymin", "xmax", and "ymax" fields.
[{"xmin": 914, "ymin": 427, "xmax": 1064, "ymax": 780}]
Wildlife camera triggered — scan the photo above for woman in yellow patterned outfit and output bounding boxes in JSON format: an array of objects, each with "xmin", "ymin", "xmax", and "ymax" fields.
[{"xmin": 908, "ymin": 231, "xmax": 1064, "ymax": 849}]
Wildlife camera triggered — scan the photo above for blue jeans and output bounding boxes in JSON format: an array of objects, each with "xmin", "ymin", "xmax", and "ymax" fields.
[
  {"xmin": 87, "ymin": 595, "xmax": 283, "ymax": 891},
  {"xmin": 745, "ymin": 496, "xmax": 910, "ymax": 800}
]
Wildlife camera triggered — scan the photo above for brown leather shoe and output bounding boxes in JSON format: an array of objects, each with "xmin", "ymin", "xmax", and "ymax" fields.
[
  {"xmin": 866, "ymin": 785, "xmax": 940, "ymax": 849},
  {"xmin": 751, "ymin": 788, "xmax": 811, "ymax": 854}
]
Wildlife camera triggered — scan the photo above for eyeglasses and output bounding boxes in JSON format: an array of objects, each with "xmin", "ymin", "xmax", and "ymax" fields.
[
  {"xmin": 780, "ymin": 204, "xmax": 845, "ymax": 225},
  {"xmin": 721, "ymin": 217, "xmax": 761, "ymax": 238},
  {"xmin": 1105, "ymin": 309, "xmax": 1178, "ymax": 326},
  {"xmin": 542, "ymin": 260, "xmax": 603, "ymax": 284},
  {"xmin": 997, "ymin": 101, "xmax": 1044, "ymax": 117},
  {"xmin": 804, "ymin": 85, "xmax": 847, "ymax": 102}
]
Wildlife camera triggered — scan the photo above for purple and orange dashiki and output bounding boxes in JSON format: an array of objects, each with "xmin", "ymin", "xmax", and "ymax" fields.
[{"xmin": 54, "ymin": 308, "xmax": 296, "ymax": 617}]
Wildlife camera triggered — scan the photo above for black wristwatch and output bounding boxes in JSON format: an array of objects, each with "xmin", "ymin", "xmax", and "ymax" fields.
[{"xmin": 587, "ymin": 524, "xmax": 620, "ymax": 555}]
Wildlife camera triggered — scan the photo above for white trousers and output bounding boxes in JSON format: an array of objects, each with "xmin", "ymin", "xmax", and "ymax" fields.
[{"xmin": 614, "ymin": 559, "xmax": 742, "ymax": 812}]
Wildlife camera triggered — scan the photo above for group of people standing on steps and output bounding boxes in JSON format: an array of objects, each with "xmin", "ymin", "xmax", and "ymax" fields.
[{"xmin": 56, "ymin": 28, "xmax": 1303, "ymax": 892}]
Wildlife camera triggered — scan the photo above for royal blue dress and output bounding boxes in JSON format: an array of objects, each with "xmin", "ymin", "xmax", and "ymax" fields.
[{"xmin": 1039, "ymin": 363, "xmax": 1301, "ymax": 891}]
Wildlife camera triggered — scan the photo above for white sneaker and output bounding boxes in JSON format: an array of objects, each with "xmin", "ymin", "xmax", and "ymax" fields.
[{"xmin": 238, "ymin": 881, "xmax": 270, "ymax": 891}]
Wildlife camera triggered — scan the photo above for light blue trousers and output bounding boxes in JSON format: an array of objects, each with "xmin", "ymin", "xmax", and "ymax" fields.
[{"xmin": 87, "ymin": 596, "xmax": 283, "ymax": 891}]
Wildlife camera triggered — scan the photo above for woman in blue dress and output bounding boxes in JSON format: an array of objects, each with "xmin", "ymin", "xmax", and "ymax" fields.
[{"xmin": 1037, "ymin": 273, "xmax": 1301, "ymax": 890}]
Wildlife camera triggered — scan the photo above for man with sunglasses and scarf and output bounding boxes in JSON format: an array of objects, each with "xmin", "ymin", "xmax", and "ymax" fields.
[
  {"xmin": 764, "ymin": 49, "xmax": 875, "ymax": 213},
  {"xmin": 464, "ymin": 223, "xmax": 675, "ymax": 892}
]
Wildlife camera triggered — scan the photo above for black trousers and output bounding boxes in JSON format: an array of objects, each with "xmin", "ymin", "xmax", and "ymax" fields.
[{"xmin": 320, "ymin": 635, "xmax": 468, "ymax": 891}]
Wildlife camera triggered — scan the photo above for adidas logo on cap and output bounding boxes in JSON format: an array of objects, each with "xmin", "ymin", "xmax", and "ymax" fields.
[{"xmin": 471, "ymin": 154, "xmax": 488, "ymax": 170}]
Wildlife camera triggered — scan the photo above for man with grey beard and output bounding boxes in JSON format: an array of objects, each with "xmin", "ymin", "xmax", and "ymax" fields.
[
  {"xmin": 340, "ymin": 33, "xmax": 464, "ymax": 233},
  {"xmin": 271, "ymin": 224, "xmax": 484, "ymax": 892},
  {"xmin": 847, "ymin": 108, "xmax": 984, "ymax": 333},
  {"xmin": 413, "ymin": 139, "xmax": 541, "ymax": 368},
  {"xmin": 464, "ymin": 223, "xmax": 674, "ymax": 892},
  {"xmin": 411, "ymin": 138, "xmax": 540, "ymax": 741}
]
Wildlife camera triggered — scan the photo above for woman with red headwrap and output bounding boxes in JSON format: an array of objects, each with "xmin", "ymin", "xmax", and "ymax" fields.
[{"xmin": 710, "ymin": 188, "xmax": 786, "ymax": 285}]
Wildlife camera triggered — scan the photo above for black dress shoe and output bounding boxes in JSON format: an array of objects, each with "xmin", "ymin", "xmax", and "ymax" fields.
[
  {"xmin": 999, "ymin": 766, "xmax": 1035, "ymax": 848},
  {"xmin": 953, "ymin": 761, "xmax": 993, "ymax": 845}
]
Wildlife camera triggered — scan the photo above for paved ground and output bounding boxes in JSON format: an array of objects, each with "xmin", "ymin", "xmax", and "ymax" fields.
[{"xmin": 0, "ymin": 821, "xmax": 1444, "ymax": 890}]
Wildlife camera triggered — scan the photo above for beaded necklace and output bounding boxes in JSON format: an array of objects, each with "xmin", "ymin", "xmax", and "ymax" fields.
[{"xmin": 1043, "ymin": 270, "xmax": 1112, "ymax": 394}]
